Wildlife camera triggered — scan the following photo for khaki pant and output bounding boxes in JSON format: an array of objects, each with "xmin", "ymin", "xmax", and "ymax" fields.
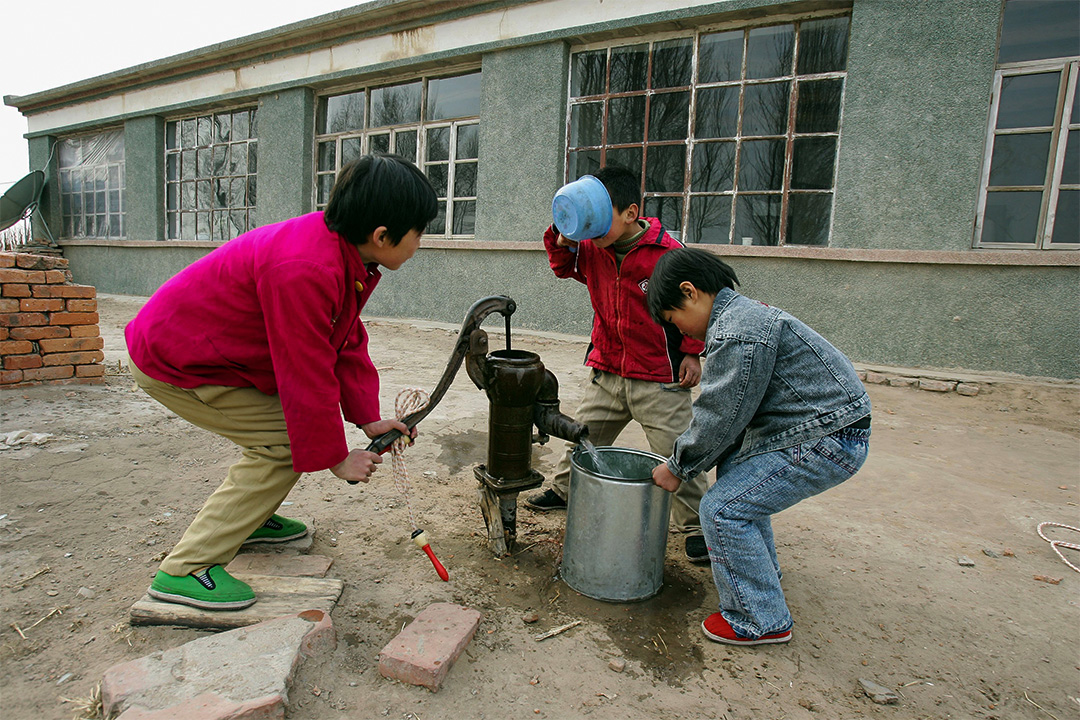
[
  {"xmin": 549, "ymin": 369, "xmax": 709, "ymax": 533},
  {"xmin": 130, "ymin": 361, "xmax": 301, "ymax": 576}
]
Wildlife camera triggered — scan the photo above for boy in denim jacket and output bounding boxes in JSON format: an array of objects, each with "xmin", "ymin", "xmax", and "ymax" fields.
[
  {"xmin": 525, "ymin": 166, "xmax": 711, "ymax": 561},
  {"xmin": 648, "ymin": 248, "xmax": 871, "ymax": 645}
]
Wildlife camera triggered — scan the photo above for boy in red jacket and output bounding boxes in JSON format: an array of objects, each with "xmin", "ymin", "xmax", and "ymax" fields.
[
  {"xmin": 524, "ymin": 166, "xmax": 710, "ymax": 561},
  {"xmin": 126, "ymin": 154, "xmax": 436, "ymax": 610}
]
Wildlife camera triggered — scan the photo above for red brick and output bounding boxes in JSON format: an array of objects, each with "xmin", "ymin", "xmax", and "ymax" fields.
[
  {"xmin": 0, "ymin": 298, "xmax": 18, "ymax": 312},
  {"xmin": 75, "ymin": 364, "xmax": 105, "ymax": 378},
  {"xmin": 15, "ymin": 255, "xmax": 47, "ymax": 270},
  {"xmin": 22, "ymin": 365, "xmax": 74, "ymax": 381},
  {"xmin": 0, "ymin": 313, "xmax": 49, "ymax": 328},
  {"xmin": 2, "ymin": 284, "xmax": 31, "ymax": 298},
  {"xmin": 31, "ymin": 284, "xmax": 95, "ymax": 298},
  {"xmin": 49, "ymin": 312, "xmax": 99, "ymax": 326},
  {"xmin": 10, "ymin": 326, "xmax": 69, "ymax": 340},
  {"xmin": 0, "ymin": 268, "xmax": 45, "ymax": 284},
  {"xmin": 66, "ymin": 298, "xmax": 98, "ymax": 312},
  {"xmin": 20, "ymin": 298, "xmax": 64, "ymax": 312},
  {"xmin": 378, "ymin": 603, "xmax": 481, "ymax": 692},
  {"xmin": 69, "ymin": 325, "xmax": 99, "ymax": 338},
  {"xmin": 0, "ymin": 369, "xmax": 23, "ymax": 384},
  {"xmin": 0, "ymin": 254, "xmax": 13, "ymax": 268},
  {"xmin": 4, "ymin": 354, "xmax": 43, "ymax": 370},
  {"xmin": 0, "ymin": 327, "xmax": 7, "ymax": 340},
  {"xmin": 40, "ymin": 336, "xmax": 104, "ymax": 353},
  {"xmin": 42, "ymin": 350, "xmax": 104, "ymax": 366},
  {"xmin": 0, "ymin": 340, "xmax": 34, "ymax": 355},
  {"xmin": 44, "ymin": 270, "xmax": 67, "ymax": 284}
]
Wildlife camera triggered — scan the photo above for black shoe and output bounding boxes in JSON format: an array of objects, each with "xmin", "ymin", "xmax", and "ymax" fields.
[
  {"xmin": 524, "ymin": 489, "xmax": 567, "ymax": 512},
  {"xmin": 685, "ymin": 534, "xmax": 710, "ymax": 564}
]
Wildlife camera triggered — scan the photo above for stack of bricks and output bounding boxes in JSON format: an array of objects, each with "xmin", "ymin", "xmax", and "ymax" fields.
[{"xmin": 0, "ymin": 252, "xmax": 104, "ymax": 387}]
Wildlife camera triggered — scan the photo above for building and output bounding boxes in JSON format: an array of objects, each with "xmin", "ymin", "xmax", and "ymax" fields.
[{"xmin": 6, "ymin": 0, "xmax": 1078, "ymax": 378}]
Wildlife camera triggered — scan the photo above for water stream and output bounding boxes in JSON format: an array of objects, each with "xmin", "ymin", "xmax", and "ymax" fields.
[{"xmin": 578, "ymin": 437, "xmax": 616, "ymax": 476}]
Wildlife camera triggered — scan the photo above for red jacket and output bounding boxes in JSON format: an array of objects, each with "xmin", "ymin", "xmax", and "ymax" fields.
[
  {"xmin": 544, "ymin": 218, "xmax": 705, "ymax": 383},
  {"xmin": 126, "ymin": 213, "xmax": 381, "ymax": 473}
]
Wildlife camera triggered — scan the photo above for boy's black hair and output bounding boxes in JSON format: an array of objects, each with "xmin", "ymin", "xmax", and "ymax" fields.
[
  {"xmin": 591, "ymin": 165, "xmax": 641, "ymax": 213},
  {"xmin": 324, "ymin": 153, "xmax": 438, "ymax": 245},
  {"xmin": 647, "ymin": 247, "xmax": 740, "ymax": 323}
]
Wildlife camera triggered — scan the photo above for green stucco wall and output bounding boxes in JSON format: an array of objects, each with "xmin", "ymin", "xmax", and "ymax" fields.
[
  {"xmin": 124, "ymin": 116, "xmax": 165, "ymax": 242},
  {"xmin": 256, "ymin": 88, "xmax": 316, "ymax": 225}
]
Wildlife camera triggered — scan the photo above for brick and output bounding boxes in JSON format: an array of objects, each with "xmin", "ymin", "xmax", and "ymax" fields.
[
  {"xmin": 0, "ymin": 340, "xmax": 34, "ymax": 355},
  {"xmin": 888, "ymin": 377, "xmax": 918, "ymax": 387},
  {"xmin": 0, "ymin": 369, "xmax": 23, "ymax": 384},
  {"xmin": 864, "ymin": 372, "xmax": 889, "ymax": 384},
  {"xmin": 22, "ymin": 365, "xmax": 73, "ymax": 381},
  {"xmin": 4, "ymin": 354, "xmax": 43, "ymax": 370},
  {"xmin": 66, "ymin": 298, "xmax": 97, "ymax": 312},
  {"xmin": 0, "ymin": 327, "xmax": 7, "ymax": 340},
  {"xmin": 0, "ymin": 298, "xmax": 18, "ymax": 313},
  {"xmin": 0, "ymin": 268, "xmax": 45, "ymax": 284},
  {"xmin": 0, "ymin": 254, "xmax": 13, "ymax": 268},
  {"xmin": 49, "ymin": 311, "xmax": 99, "ymax": 326},
  {"xmin": 956, "ymin": 383, "xmax": 980, "ymax": 397},
  {"xmin": 919, "ymin": 379, "xmax": 957, "ymax": 393},
  {"xmin": 31, "ymin": 284, "xmax": 95, "ymax": 298},
  {"xmin": 39, "ymin": 336, "xmax": 104, "ymax": 353},
  {"xmin": 2, "ymin": 284, "xmax": 31, "ymax": 298},
  {"xmin": 0, "ymin": 312, "xmax": 49, "ymax": 328},
  {"xmin": 42, "ymin": 350, "xmax": 104, "ymax": 366},
  {"xmin": 75, "ymin": 364, "xmax": 105, "ymax": 378},
  {"xmin": 69, "ymin": 325, "xmax": 100, "ymax": 338},
  {"xmin": 14, "ymin": 255, "xmax": 47, "ymax": 270},
  {"xmin": 44, "ymin": 270, "xmax": 68, "ymax": 284},
  {"xmin": 20, "ymin": 298, "xmax": 64, "ymax": 312},
  {"xmin": 378, "ymin": 603, "xmax": 481, "ymax": 692},
  {"xmin": 10, "ymin": 326, "xmax": 69, "ymax": 340}
]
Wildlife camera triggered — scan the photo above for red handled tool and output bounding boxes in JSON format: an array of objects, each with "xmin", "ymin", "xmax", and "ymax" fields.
[{"xmin": 411, "ymin": 528, "xmax": 449, "ymax": 581}]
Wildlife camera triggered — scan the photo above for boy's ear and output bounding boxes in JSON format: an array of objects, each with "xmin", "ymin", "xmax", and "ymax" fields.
[
  {"xmin": 368, "ymin": 226, "xmax": 389, "ymax": 247},
  {"xmin": 679, "ymin": 281, "xmax": 697, "ymax": 299},
  {"xmin": 623, "ymin": 203, "xmax": 640, "ymax": 222}
]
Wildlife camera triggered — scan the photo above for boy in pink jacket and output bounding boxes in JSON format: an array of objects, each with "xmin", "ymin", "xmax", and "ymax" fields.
[{"xmin": 126, "ymin": 154, "xmax": 437, "ymax": 609}]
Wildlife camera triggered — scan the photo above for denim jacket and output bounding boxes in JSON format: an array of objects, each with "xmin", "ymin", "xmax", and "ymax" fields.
[{"xmin": 667, "ymin": 288, "xmax": 870, "ymax": 481}]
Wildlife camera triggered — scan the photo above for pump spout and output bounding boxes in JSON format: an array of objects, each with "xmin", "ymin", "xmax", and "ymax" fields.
[{"xmin": 533, "ymin": 369, "xmax": 589, "ymax": 445}]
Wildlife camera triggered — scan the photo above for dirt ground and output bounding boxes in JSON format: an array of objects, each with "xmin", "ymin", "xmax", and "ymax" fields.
[{"xmin": 1, "ymin": 293, "xmax": 1078, "ymax": 720}]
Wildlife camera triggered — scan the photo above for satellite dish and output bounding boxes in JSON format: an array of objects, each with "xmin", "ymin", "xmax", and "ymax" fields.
[{"xmin": 0, "ymin": 170, "xmax": 56, "ymax": 245}]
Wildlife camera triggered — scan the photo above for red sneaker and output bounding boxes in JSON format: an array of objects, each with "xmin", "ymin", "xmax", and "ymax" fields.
[{"xmin": 701, "ymin": 612, "xmax": 792, "ymax": 645}]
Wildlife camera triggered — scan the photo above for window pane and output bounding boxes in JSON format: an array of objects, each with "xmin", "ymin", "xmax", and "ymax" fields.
[
  {"xmin": 606, "ymin": 147, "xmax": 643, "ymax": 175},
  {"xmin": 370, "ymin": 82, "xmax": 421, "ymax": 126},
  {"xmin": 734, "ymin": 194, "xmax": 782, "ymax": 245},
  {"xmin": 429, "ymin": 203, "xmax": 447, "ymax": 234},
  {"xmin": 699, "ymin": 30, "xmax": 743, "ymax": 84},
  {"xmin": 738, "ymin": 139, "xmax": 785, "ymax": 191},
  {"xmin": 998, "ymin": 0, "xmax": 1080, "ymax": 64},
  {"xmin": 396, "ymin": 130, "xmax": 418, "ymax": 163},
  {"xmin": 454, "ymin": 163, "xmax": 477, "ymax": 197},
  {"xmin": 452, "ymin": 200, "xmax": 476, "ymax": 234},
  {"xmin": 166, "ymin": 154, "xmax": 178, "ymax": 181},
  {"xmin": 998, "ymin": 72, "xmax": 1061, "ymax": 129},
  {"xmin": 610, "ymin": 44, "xmax": 649, "ymax": 93},
  {"xmin": 215, "ymin": 113, "xmax": 231, "ymax": 143},
  {"xmin": 318, "ymin": 174, "xmax": 334, "ymax": 206},
  {"xmin": 792, "ymin": 137, "xmax": 837, "ymax": 189},
  {"xmin": 797, "ymin": 17, "xmax": 850, "ymax": 74},
  {"xmin": 342, "ymin": 137, "xmax": 362, "ymax": 164},
  {"xmin": 197, "ymin": 117, "xmax": 213, "ymax": 146},
  {"xmin": 233, "ymin": 111, "xmax": 250, "ymax": 140},
  {"xmin": 427, "ymin": 127, "xmax": 450, "ymax": 161},
  {"xmin": 608, "ymin": 96, "xmax": 646, "ymax": 144},
  {"xmin": 570, "ymin": 102, "xmax": 603, "ymax": 146},
  {"xmin": 787, "ymin": 193, "xmax": 832, "ymax": 245},
  {"xmin": 649, "ymin": 91, "xmax": 690, "ymax": 141},
  {"xmin": 695, "ymin": 86, "xmax": 739, "ymax": 138},
  {"xmin": 688, "ymin": 195, "xmax": 732, "ymax": 243},
  {"xmin": 571, "ymin": 49, "xmax": 607, "ymax": 96},
  {"xmin": 643, "ymin": 196, "xmax": 683, "ymax": 234},
  {"xmin": 229, "ymin": 145, "xmax": 248, "ymax": 175},
  {"xmin": 569, "ymin": 150, "xmax": 602, "ymax": 179},
  {"xmin": 746, "ymin": 25, "xmax": 794, "ymax": 79},
  {"xmin": 181, "ymin": 119, "xmax": 196, "ymax": 147},
  {"xmin": 166, "ymin": 122, "xmax": 178, "ymax": 150},
  {"xmin": 426, "ymin": 164, "xmax": 448, "ymax": 196},
  {"xmin": 742, "ymin": 81, "xmax": 790, "ymax": 136},
  {"xmin": 369, "ymin": 133, "xmax": 390, "ymax": 155},
  {"xmin": 427, "ymin": 72, "xmax": 481, "ymax": 120},
  {"xmin": 982, "ymin": 190, "xmax": 1042, "ymax": 243},
  {"xmin": 795, "ymin": 78, "xmax": 843, "ymax": 133},
  {"xmin": 652, "ymin": 38, "xmax": 693, "ymax": 89},
  {"xmin": 1050, "ymin": 189, "xmax": 1078, "ymax": 244},
  {"xmin": 456, "ymin": 125, "xmax": 479, "ymax": 159},
  {"xmin": 988, "ymin": 133, "xmax": 1052, "ymax": 186},
  {"xmin": 691, "ymin": 141, "xmax": 736, "ymax": 192},
  {"xmin": 645, "ymin": 144, "xmax": 686, "ymax": 193},
  {"xmin": 1060, "ymin": 129, "xmax": 1078, "ymax": 185}
]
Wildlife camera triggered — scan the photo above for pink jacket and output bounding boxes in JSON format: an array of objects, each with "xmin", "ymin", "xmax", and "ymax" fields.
[
  {"xmin": 544, "ymin": 218, "xmax": 705, "ymax": 383},
  {"xmin": 126, "ymin": 213, "xmax": 381, "ymax": 473}
]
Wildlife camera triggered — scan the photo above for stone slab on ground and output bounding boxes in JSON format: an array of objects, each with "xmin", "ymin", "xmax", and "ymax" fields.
[
  {"xmin": 129, "ymin": 574, "xmax": 344, "ymax": 630},
  {"xmin": 102, "ymin": 609, "xmax": 335, "ymax": 720},
  {"xmin": 378, "ymin": 602, "xmax": 482, "ymax": 692},
  {"xmin": 226, "ymin": 553, "xmax": 333, "ymax": 577},
  {"xmin": 236, "ymin": 517, "xmax": 315, "ymax": 553}
]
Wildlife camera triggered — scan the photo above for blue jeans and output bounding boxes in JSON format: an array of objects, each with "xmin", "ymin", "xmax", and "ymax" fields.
[{"xmin": 700, "ymin": 425, "xmax": 870, "ymax": 638}]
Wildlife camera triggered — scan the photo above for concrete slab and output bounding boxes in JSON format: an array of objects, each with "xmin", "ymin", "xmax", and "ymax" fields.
[
  {"xmin": 226, "ymin": 553, "xmax": 333, "ymax": 577},
  {"xmin": 129, "ymin": 574, "xmax": 343, "ymax": 630},
  {"xmin": 102, "ymin": 609, "xmax": 335, "ymax": 720},
  {"xmin": 378, "ymin": 602, "xmax": 482, "ymax": 692}
]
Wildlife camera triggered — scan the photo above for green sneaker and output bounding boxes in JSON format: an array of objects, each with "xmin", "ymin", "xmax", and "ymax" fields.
[
  {"xmin": 148, "ymin": 565, "xmax": 256, "ymax": 610},
  {"xmin": 242, "ymin": 514, "xmax": 308, "ymax": 544}
]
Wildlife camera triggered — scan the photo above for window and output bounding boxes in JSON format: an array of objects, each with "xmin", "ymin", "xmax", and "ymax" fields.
[
  {"xmin": 975, "ymin": 0, "xmax": 1079, "ymax": 249},
  {"xmin": 315, "ymin": 72, "xmax": 481, "ymax": 237},
  {"xmin": 566, "ymin": 16, "xmax": 850, "ymax": 246},
  {"xmin": 58, "ymin": 130, "xmax": 125, "ymax": 239},
  {"xmin": 165, "ymin": 109, "xmax": 258, "ymax": 241}
]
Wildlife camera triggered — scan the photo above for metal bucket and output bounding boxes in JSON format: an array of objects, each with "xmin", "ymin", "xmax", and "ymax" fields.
[{"xmin": 560, "ymin": 446, "xmax": 671, "ymax": 602}]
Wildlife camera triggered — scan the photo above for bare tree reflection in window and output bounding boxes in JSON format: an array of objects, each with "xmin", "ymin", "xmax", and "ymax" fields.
[
  {"xmin": 610, "ymin": 44, "xmax": 648, "ymax": 93},
  {"xmin": 572, "ymin": 50, "xmax": 608, "ymax": 97},
  {"xmin": 797, "ymin": 17, "xmax": 850, "ymax": 75}
]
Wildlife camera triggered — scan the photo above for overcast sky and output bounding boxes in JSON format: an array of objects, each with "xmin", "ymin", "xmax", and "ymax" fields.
[{"xmin": 0, "ymin": 0, "xmax": 360, "ymax": 190}]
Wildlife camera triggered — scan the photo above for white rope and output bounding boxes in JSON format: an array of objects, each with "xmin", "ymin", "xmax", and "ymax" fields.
[
  {"xmin": 389, "ymin": 388, "xmax": 430, "ymax": 531},
  {"xmin": 1036, "ymin": 522, "xmax": 1080, "ymax": 574}
]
